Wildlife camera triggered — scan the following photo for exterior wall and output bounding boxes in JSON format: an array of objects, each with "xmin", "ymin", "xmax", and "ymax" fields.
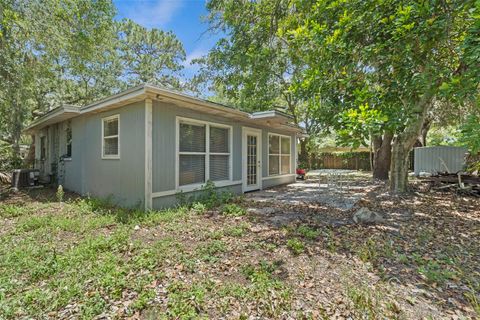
[
  {"xmin": 80, "ymin": 102, "xmax": 145, "ymax": 208},
  {"xmin": 151, "ymin": 100, "xmax": 297, "ymax": 209},
  {"xmin": 262, "ymin": 174, "xmax": 296, "ymax": 189},
  {"xmin": 33, "ymin": 98, "xmax": 298, "ymax": 210},
  {"xmin": 63, "ymin": 117, "xmax": 85, "ymax": 194},
  {"xmin": 34, "ymin": 101, "xmax": 146, "ymax": 208},
  {"xmin": 35, "ymin": 122, "xmax": 67, "ymax": 181},
  {"xmin": 414, "ymin": 146, "xmax": 468, "ymax": 175}
]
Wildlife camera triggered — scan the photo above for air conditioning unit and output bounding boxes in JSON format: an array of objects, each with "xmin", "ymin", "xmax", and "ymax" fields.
[{"xmin": 11, "ymin": 169, "xmax": 40, "ymax": 190}]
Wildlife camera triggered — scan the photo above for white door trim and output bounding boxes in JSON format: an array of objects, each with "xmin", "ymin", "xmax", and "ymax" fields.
[{"xmin": 242, "ymin": 127, "xmax": 262, "ymax": 192}]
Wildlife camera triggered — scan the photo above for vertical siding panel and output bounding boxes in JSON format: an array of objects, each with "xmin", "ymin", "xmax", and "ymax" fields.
[{"xmin": 414, "ymin": 146, "xmax": 467, "ymax": 174}]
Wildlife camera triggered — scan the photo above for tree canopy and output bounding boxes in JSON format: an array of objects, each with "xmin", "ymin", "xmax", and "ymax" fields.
[
  {"xmin": 197, "ymin": 0, "xmax": 479, "ymax": 192},
  {"xmin": 0, "ymin": 0, "xmax": 187, "ymax": 164}
]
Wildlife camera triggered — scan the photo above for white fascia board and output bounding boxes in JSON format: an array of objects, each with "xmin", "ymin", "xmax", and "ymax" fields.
[
  {"xmin": 81, "ymin": 85, "xmax": 147, "ymax": 113},
  {"xmin": 24, "ymin": 105, "xmax": 80, "ymax": 132}
]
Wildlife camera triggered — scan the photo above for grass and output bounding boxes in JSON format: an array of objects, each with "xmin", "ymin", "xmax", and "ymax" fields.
[{"xmin": 0, "ymin": 183, "xmax": 478, "ymax": 319}]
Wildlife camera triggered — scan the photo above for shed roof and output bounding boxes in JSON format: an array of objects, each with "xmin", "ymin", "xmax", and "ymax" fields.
[{"xmin": 24, "ymin": 84, "xmax": 302, "ymax": 133}]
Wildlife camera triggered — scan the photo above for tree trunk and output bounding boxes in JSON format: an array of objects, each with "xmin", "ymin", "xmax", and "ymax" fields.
[
  {"xmin": 390, "ymin": 96, "xmax": 432, "ymax": 193},
  {"xmin": 419, "ymin": 119, "xmax": 431, "ymax": 146},
  {"xmin": 372, "ymin": 132, "xmax": 393, "ymax": 180},
  {"xmin": 390, "ymin": 142, "xmax": 411, "ymax": 192},
  {"xmin": 299, "ymin": 138, "xmax": 309, "ymax": 168}
]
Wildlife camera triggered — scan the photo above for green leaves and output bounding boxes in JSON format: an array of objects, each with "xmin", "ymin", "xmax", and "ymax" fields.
[
  {"xmin": 459, "ymin": 113, "xmax": 480, "ymax": 154},
  {"xmin": 118, "ymin": 19, "xmax": 186, "ymax": 88},
  {"xmin": 0, "ymin": 0, "xmax": 187, "ymax": 160}
]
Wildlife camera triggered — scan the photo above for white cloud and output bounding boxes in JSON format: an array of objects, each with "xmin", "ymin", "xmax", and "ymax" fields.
[
  {"xmin": 182, "ymin": 48, "xmax": 208, "ymax": 78},
  {"xmin": 184, "ymin": 48, "xmax": 207, "ymax": 66},
  {"xmin": 120, "ymin": 0, "xmax": 184, "ymax": 28}
]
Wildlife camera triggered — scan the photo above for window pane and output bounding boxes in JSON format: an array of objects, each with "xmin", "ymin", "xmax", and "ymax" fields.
[
  {"xmin": 104, "ymin": 118, "xmax": 118, "ymax": 136},
  {"xmin": 179, "ymin": 154, "xmax": 205, "ymax": 186},
  {"xmin": 180, "ymin": 123, "xmax": 206, "ymax": 152},
  {"xmin": 269, "ymin": 155, "xmax": 279, "ymax": 175},
  {"xmin": 269, "ymin": 135, "xmax": 279, "ymax": 154},
  {"xmin": 210, "ymin": 155, "xmax": 229, "ymax": 181},
  {"xmin": 66, "ymin": 126, "xmax": 72, "ymax": 157},
  {"xmin": 281, "ymin": 155, "xmax": 290, "ymax": 174},
  {"xmin": 104, "ymin": 137, "xmax": 118, "ymax": 155},
  {"xmin": 281, "ymin": 137, "xmax": 290, "ymax": 154},
  {"xmin": 210, "ymin": 126, "xmax": 229, "ymax": 153}
]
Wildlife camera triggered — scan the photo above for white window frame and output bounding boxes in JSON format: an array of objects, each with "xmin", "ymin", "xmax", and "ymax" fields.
[
  {"xmin": 176, "ymin": 116, "xmax": 233, "ymax": 191},
  {"xmin": 268, "ymin": 133, "xmax": 292, "ymax": 176},
  {"xmin": 101, "ymin": 114, "xmax": 120, "ymax": 159}
]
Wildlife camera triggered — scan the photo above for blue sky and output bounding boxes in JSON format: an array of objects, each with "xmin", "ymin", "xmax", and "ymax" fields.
[{"xmin": 113, "ymin": 0, "xmax": 222, "ymax": 80}]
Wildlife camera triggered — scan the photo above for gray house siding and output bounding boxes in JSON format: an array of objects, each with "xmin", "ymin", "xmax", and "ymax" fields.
[
  {"xmin": 150, "ymin": 100, "xmax": 296, "ymax": 209},
  {"xmin": 81, "ymin": 102, "xmax": 145, "ymax": 208},
  {"xmin": 152, "ymin": 101, "xmax": 245, "ymax": 194},
  {"xmin": 34, "ymin": 102, "xmax": 146, "ymax": 208},
  {"xmin": 63, "ymin": 117, "xmax": 85, "ymax": 194}
]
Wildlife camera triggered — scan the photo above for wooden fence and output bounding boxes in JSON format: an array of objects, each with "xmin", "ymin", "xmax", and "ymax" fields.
[
  {"xmin": 309, "ymin": 152, "xmax": 371, "ymax": 170},
  {"xmin": 308, "ymin": 151, "xmax": 415, "ymax": 171}
]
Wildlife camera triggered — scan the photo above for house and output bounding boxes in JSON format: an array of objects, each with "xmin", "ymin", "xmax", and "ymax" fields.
[{"xmin": 24, "ymin": 84, "xmax": 302, "ymax": 210}]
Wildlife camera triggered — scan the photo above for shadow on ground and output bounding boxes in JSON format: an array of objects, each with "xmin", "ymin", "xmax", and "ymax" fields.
[{"xmin": 245, "ymin": 173, "xmax": 480, "ymax": 318}]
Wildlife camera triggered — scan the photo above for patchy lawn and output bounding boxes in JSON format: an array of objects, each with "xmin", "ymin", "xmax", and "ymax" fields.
[{"xmin": 0, "ymin": 176, "xmax": 479, "ymax": 319}]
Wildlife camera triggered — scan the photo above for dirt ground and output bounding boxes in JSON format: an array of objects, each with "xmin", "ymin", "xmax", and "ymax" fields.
[{"xmin": 245, "ymin": 172, "xmax": 480, "ymax": 318}]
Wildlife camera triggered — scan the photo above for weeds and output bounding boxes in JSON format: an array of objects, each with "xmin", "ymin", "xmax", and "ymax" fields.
[
  {"xmin": 165, "ymin": 281, "xmax": 212, "ymax": 318},
  {"xmin": 191, "ymin": 202, "xmax": 207, "ymax": 214},
  {"xmin": 56, "ymin": 185, "xmax": 64, "ymax": 203},
  {"xmin": 221, "ymin": 203, "xmax": 246, "ymax": 216},
  {"xmin": 357, "ymin": 237, "xmax": 379, "ymax": 263},
  {"xmin": 240, "ymin": 260, "xmax": 292, "ymax": 316},
  {"xmin": 296, "ymin": 225, "xmax": 319, "ymax": 240},
  {"xmin": 323, "ymin": 228, "xmax": 337, "ymax": 253},
  {"xmin": 346, "ymin": 283, "xmax": 382, "ymax": 319},
  {"xmin": 417, "ymin": 260, "xmax": 457, "ymax": 285},
  {"xmin": 465, "ymin": 285, "xmax": 480, "ymax": 317},
  {"xmin": 224, "ymin": 222, "xmax": 249, "ymax": 237},
  {"xmin": 286, "ymin": 238, "xmax": 305, "ymax": 255},
  {"xmin": 0, "ymin": 204, "xmax": 28, "ymax": 218},
  {"xmin": 196, "ymin": 240, "xmax": 227, "ymax": 262}
]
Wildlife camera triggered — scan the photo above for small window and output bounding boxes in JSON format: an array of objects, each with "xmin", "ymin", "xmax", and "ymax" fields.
[
  {"xmin": 66, "ymin": 123, "xmax": 72, "ymax": 158},
  {"xmin": 268, "ymin": 134, "xmax": 291, "ymax": 175},
  {"xmin": 40, "ymin": 136, "xmax": 46, "ymax": 160},
  {"xmin": 102, "ymin": 115, "xmax": 120, "ymax": 159}
]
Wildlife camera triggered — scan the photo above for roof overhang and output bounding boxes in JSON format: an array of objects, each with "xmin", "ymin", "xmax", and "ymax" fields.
[
  {"xmin": 24, "ymin": 84, "xmax": 303, "ymax": 134},
  {"xmin": 24, "ymin": 105, "xmax": 80, "ymax": 133}
]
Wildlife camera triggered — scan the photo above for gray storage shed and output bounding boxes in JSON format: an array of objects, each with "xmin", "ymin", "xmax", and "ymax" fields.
[{"xmin": 414, "ymin": 146, "xmax": 468, "ymax": 175}]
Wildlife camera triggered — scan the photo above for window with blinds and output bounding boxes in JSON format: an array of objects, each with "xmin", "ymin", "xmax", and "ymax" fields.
[
  {"xmin": 178, "ymin": 119, "xmax": 231, "ymax": 187},
  {"xmin": 268, "ymin": 134, "xmax": 291, "ymax": 175},
  {"xmin": 102, "ymin": 115, "xmax": 120, "ymax": 158}
]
